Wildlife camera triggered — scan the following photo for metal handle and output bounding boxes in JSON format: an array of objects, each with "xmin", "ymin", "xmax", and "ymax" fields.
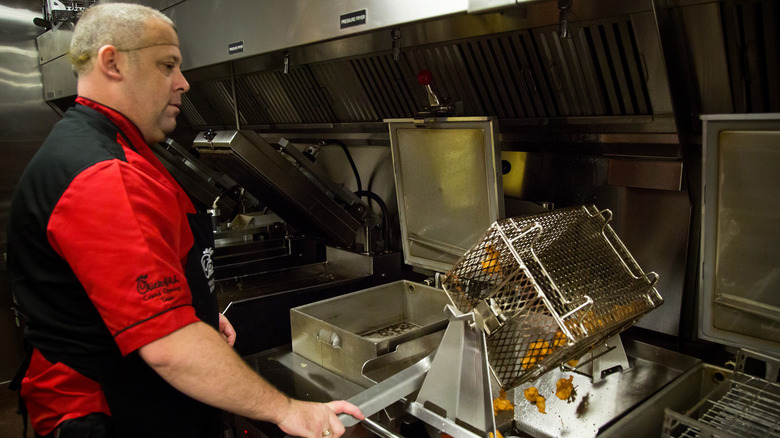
[
  {"xmin": 338, "ymin": 353, "xmax": 433, "ymax": 428},
  {"xmin": 317, "ymin": 329, "xmax": 342, "ymax": 348}
]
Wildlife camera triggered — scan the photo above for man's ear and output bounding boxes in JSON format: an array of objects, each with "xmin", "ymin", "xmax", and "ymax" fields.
[{"xmin": 95, "ymin": 45, "xmax": 123, "ymax": 80}]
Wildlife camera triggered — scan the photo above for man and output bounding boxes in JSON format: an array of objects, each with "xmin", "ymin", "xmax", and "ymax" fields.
[{"xmin": 6, "ymin": 3, "xmax": 363, "ymax": 437}]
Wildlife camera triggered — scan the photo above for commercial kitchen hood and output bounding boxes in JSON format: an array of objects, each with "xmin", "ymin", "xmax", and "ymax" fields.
[{"xmin": 38, "ymin": 0, "xmax": 779, "ymax": 127}]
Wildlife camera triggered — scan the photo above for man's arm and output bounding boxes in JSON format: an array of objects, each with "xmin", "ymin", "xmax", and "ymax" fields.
[{"xmin": 138, "ymin": 321, "xmax": 363, "ymax": 437}]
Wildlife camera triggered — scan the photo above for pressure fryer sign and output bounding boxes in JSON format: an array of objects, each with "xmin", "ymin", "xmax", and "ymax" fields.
[{"xmin": 340, "ymin": 9, "xmax": 366, "ymax": 29}]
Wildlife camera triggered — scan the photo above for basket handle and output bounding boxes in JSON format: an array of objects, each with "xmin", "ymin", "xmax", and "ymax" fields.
[
  {"xmin": 590, "ymin": 207, "xmax": 659, "ymax": 288},
  {"xmin": 501, "ymin": 220, "xmax": 593, "ymax": 331}
]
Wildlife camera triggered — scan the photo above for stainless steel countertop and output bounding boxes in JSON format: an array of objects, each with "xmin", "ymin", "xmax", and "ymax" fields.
[
  {"xmin": 511, "ymin": 340, "xmax": 700, "ymax": 438},
  {"xmin": 242, "ymin": 337, "xmax": 701, "ymax": 438}
]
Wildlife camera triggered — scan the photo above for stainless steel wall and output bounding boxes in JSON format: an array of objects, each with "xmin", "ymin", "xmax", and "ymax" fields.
[{"xmin": 0, "ymin": 0, "xmax": 62, "ymax": 382}]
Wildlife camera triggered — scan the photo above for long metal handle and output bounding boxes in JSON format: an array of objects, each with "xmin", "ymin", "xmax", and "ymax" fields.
[
  {"xmin": 358, "ymin": 417, "xmax": 404, "ymax": 438},
  {"xmin": 338, "ymin": 353, "xmax": 433, "ymax": 428}
]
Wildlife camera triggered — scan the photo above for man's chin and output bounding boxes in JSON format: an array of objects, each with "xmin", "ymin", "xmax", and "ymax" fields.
[{"xmin": 143, "ymin": 128, "xmax": 170, "ymax": 145}]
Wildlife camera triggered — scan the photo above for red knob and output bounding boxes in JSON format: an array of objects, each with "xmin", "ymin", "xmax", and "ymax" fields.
[{"xmin": 417, "ymin": 69, "xmax": 432, "ymax": 86}]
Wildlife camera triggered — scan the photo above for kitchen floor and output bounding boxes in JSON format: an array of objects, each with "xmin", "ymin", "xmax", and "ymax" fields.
[{"xmin": 0, "ymin": 384, "xmax": 26, "ymax": 438}]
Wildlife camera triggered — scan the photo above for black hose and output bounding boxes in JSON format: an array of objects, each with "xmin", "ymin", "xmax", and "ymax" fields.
[
  {"xmin": 323, "ymin": 140, "xmax": 362, "ymax": 193},
  {"xmin": 355, "ymin": 190, "xmax": 390, "ymax": 252}
]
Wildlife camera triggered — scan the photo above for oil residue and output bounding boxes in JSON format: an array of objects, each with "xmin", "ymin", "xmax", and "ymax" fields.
[{"xmin": 575, "ymin": 393, "xmax": 590, "ymax": 418}]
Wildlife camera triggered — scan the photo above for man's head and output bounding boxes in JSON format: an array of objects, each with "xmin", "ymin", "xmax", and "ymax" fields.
[{"xmin": 70, "ymin": 3, "xmax": 189, "ymax": 144}]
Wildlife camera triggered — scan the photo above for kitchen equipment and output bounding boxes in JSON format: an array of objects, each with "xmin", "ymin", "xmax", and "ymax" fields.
[
  {"xmin": 290, "ymin": 280, "xmax": 450, "ymax": 387},
  {"xmin": 662, "ymin": 349, "xmax": 780, "ymax": 438},
  {"xmin": 293, "ymin": 116, "xmax": 506, "ymax": 437},
  {"xmin": 442, "ymin": 204, "xmax": 664, "ymax": 389},
  {"xmin": 291, "ymin": 117, "xmax": 504, "ymax": 382},
  {"xmin": 193, "ymin": 130, "xmax": 367, "ymax": 247},
  {"xmin": 328, "ymin": 204, "xmax": 665, "ymax": 437},
  {"xmin": 288, "ymin": 115, "xmax": 667, "ymax": 437}
]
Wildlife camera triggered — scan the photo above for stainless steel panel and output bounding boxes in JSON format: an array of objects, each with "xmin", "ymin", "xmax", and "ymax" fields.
[
  {"xmin": 601, "ymin": 361, "xmax": 728, "ymax": 438},
  {"xmin": 721, "ymin": 0, "xmax": 780, "ymax": 113},
  {"xmin": 166, "ymin": 0, "xmax": 470, "ymax": 71},
  {"xmin": 700, "ymin": 114, "xmax": 780, "ymax": 353},
  {"xmin": 0, "ymin": 0, "xmax": 63, "ymax": 382},
  {"xmin": 631, "ymin": 11, "xmax": 674, "ymax": 115},
  {"xmin": 35, "ymin": 25, "xmax": 73, "ymax": 64},
  {"xmin": 193, "ymin": 130, "xmax": 363, "ymax": 247},
  {"xmin": 387, "ymin": 117, "xmax": 504, "ymax": 273},
  {"xmin": 40, "ymin": 54, "xmax": 76, "ymax": 101},
  {"xmin": 468, "ymin": 0, "xmax": 519, "ymax": 14},
  {"xmin": 607, "ymin": 158, "xmax": 683, "ymax": 191},
  {"xmin": 679, "ymin": 3, "xmax": 733, "ymax": 114}
]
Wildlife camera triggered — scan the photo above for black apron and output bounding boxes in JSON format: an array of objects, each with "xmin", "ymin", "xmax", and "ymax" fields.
[{"xmin": 13, "ymin": 213, "xmax": 222, "ymax": 438}]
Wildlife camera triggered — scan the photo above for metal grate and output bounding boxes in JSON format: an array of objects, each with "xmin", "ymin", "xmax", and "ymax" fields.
[
  {"xmin": 663, "ymin": 372, "xmax": 780, "ymax": 438},
  {"xmin": 441, "ymin": 205, "xmax": 662, "ymax": 389}
]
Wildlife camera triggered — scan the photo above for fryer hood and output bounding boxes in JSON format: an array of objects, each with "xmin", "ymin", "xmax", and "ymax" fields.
[
  {"xmin": 38, "ymin": 0, "xmax": 778, "ymax": 127},
  {"xmin": 159, "ymin": 0, "xmax": 779, "ymax": 136}
]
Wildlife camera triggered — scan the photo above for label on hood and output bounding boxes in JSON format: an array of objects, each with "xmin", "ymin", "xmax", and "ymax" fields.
[
  {"xmin": 340, "ymin": 9, "xmax": 366, "ymax": 29},
  {"xmin": 228, "ymin": 41, "xmax": 244, "ymax": 56}
]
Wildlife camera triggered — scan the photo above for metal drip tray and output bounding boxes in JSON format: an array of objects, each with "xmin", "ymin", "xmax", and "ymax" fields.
[{"xmin": 290, "ymin": 280, "xmax": 451, "ymax": 387}]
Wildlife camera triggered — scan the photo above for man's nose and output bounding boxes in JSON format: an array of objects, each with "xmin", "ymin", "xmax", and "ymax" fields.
[{"xmin": 177, "ymin": 70, "xmax": 190, "ymax": 93}]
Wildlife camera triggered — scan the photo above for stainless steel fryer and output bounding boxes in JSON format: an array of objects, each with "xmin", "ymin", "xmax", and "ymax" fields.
[
  {"xmin": 287, "ymin": 119, "xmax": 667, "ymax": 437},
  {"xmin": 326, "ymin": 204, "xmax": 666, "ymax": 438}
]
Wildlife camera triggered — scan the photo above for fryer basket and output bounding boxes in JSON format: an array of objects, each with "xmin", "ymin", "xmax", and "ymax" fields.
[{"xmin": 441, "ymin": 205, "xmax": 663, "ymax": 389}]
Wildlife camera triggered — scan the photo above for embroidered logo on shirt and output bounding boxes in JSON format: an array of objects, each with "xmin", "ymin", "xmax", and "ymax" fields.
[
  {"xmin": 136, "ymin": 274, "xmax": 180, "ymax": 302},
  {"xmin": 201, "ymin": 247, "xmax": 216, "ymax": 293}
]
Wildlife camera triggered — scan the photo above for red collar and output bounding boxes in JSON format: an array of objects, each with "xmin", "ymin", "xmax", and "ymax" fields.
[
  {"xmin": 75, "ymin": 96, "xmax": 149, "ymax": 150},
  {"xmin": 75, "ymin": 96, "xmax": 178, "ymax": 188}
]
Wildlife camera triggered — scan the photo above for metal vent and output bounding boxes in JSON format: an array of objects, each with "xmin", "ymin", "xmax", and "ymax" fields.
[
  {"xmin": 180, "ymin": 16, "xmax": 655, "ymax": 127},
  {"xmin": 310, "ymin": 62, "xmax": 379, "ymax": 122},
  {"xmin": 721, "ymin": 0, "xmax": 780, "ymax": 113},
  {"xmin": 181, "ymin": 80, "xmax": 235, "ymax": 128}
]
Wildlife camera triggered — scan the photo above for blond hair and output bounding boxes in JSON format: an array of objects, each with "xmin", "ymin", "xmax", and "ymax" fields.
[{"xmin": 69, "ymin": 2, "xmax": 175, "ymax": 76}]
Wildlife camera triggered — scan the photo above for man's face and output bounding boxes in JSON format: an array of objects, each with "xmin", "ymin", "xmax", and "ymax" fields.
[{"xmin": 120, "ymin": 19, "xmax": 190, "ymax": 144}]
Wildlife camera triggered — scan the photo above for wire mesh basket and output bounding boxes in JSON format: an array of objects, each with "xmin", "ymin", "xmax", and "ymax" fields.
[{"xmin": 441, "ymin": 205, "xmax": 663, "ymax": 389}]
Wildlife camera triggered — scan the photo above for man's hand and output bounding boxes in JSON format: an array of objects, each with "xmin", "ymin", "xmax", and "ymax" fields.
[
  {"xmin": 218, "ymin": 313, "xmax": 236, "ymax": 347},
  {"xmin": 278, "ymin": 399, "xmax": 364, "ymax": 438},
  {"xmin": 138, "ymin": 322, "xmax": 363, "ymax": 436}
]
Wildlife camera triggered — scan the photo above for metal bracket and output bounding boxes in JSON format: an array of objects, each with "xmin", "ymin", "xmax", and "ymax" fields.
[
  {"xmin": 564, "ymin": 334, "xmax": 630, "ymax": 382},
  {"xmin": 411, "ymin": 305, "xmax": 497, "ymax": 438}
]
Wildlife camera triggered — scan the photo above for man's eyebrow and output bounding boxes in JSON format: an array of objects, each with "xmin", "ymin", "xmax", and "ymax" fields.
[
  {"xmin": 159, "ymin": 54, "xmax": 182, "ymax": 63},
  {"xmin": 117, "ymin": 43, "xmax": 179, "ymax": 52}
]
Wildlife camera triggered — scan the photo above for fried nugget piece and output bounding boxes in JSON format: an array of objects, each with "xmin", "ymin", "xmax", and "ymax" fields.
[
  {"xmin": 536, "ymin": 396, "xmax": 546, "ymax": 414},
  {"xmin": 493, "ymin": 388, "xmax": 514, "ymax": 416},
  {"xmin": 555, "ymin": 375, "xmax": 575, "ymax": 401},
  {"xmin": 481, "ymin": 244, "xmax": 502, "ymax": 274},
  {"xmin": 523, "ymin": 387, "xmax": 547, "ymax": 414},
  {"xmin": 521, "ymin": 339, "xmax": 552, "ymax": 370},
  {"xmin": 553, "ymin": 330, "xmax": 567, "ymax": 347}
]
